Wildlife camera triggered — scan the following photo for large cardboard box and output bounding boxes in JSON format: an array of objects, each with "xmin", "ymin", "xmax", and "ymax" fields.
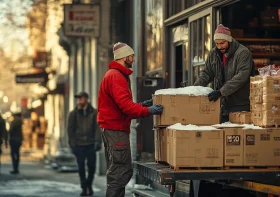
[
  {"xmin": 153, "ymin": 95, "xmax": 220, "ymax": 126},
  {"xmin": 154, "ymin": 128, "xmax": 167, "ymax": 162},
  {"xmin": 224, "ymin": 127, "xmax": 244, "ymax": 166},
  {"xmin": 229, "ymin": 112, "xmax": 251, "ymax": 124},
  {"xmin": 213, "ymin": 124, "xmax": 244, "ymax": 166},
  {"xmin": 244, "ymin": 128, "xmax": 280, "ymax": 166},
  {"xmin": 167, "ymin": 128, "xmax": 223, "ymax": 168}
]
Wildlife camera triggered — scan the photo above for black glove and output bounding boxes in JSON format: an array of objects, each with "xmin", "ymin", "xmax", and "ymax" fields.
[
  {"xmin": 148, "ymin": 105, "xmax": 163, "ymax": 115},
  {"xmin": 208, "ymin": 90, "xmax": 221, "ymax": 102},
  {"xmin": 141, "ymin": 99, "xmax": 153, "ymax": 107},
  {"xmin": 94, "ymin": 142, "xmax": 102, "ymax": 151}
]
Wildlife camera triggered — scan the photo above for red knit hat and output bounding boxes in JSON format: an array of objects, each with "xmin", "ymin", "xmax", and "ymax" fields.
[{"xmin": 214, "ymin": 24, "xmax": 232, "ymax": 42}]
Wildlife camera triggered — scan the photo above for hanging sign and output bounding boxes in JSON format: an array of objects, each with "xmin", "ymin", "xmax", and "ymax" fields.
[{"xmin": 64, "ymin": 4, "xmax": 100, "ymax": 37}]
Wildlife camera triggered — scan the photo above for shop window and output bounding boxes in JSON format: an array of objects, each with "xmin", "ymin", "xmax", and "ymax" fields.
[
  {"xmin": 168, "ymin": 0, "xmax": 206, "ymax": 17},
  {"xmin": 190, "ymin": 15, "xmax": 211, "ymax": 84},
  {"xmin": 145, "ymin": 0, "xmax": 164, "ymax": 73}
]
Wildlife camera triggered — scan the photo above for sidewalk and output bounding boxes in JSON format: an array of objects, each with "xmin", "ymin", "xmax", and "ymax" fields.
[
  {"xmin": 1, "ymin": 146, "xmax": 44, "ymax": 163},
  {"xmin": 0, "ymin": 148, "xmax": 134, "ymax": 197}
]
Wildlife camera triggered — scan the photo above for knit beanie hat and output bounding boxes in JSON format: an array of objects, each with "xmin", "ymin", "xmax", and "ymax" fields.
[
  {"xmin": 214, "ymin": 24, "xmax": 232, "ymax": 42},
  {"xmin": 113, "ymin": 42, "xmax": 135, "ymax": 60}
]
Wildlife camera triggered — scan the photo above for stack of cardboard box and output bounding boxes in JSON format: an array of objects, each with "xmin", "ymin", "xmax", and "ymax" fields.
[
  {"xmin": 152, "ymin": 83, "xmax": 280, "ymax": 170},
  {"xmin": 153, "ymin": 91, "xmax": 221, "ymax": 166},
  {"xmin": 250, "ymin": 76, "xmax": 280, "ymax": 127},
  {"xmin": 214, "ymin": 124, "xmax": 280, "ymax": 167}
]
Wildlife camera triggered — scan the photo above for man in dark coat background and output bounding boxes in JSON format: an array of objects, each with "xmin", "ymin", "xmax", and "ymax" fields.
[
  {"xmin": 0, "ymin": 114, "xmax": 7, "ymax": 156},
  {"xmin": 67, "ymin": 91, "xmax": 101, "ymax": 196},
  {"xmin": 9, "ymin": 112, "xmax": 23, "ymax": 174}
]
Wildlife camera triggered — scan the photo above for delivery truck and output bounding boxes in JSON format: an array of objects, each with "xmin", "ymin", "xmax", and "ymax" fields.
[{"xmin": 133, "ymin": 77, "xmax": 280, "ymax": 197}]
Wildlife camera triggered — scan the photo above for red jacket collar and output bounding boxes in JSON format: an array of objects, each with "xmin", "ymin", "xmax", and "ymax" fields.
[{"xmin": 109, "ymin": 61, "xmax": 133, "ymax": 76}]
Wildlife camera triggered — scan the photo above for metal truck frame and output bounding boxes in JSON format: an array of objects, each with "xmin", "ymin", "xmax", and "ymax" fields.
[{"xmin": 134, "ymin": 162, "xmax": 280, "ymax": 197}]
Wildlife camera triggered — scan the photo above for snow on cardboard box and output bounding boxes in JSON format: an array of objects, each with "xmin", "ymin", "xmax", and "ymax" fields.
[{"xmin": 153, "ymin": 86, "xmax": 220, "ymax": 127}]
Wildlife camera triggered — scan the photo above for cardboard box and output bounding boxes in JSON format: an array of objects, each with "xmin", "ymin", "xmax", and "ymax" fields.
[
  {"xmin": 244, "ymin": 128, "xmax": 280, "ymax": 166},
  {"xmin": 229, "ymin": 112, "xmax": 251, "ymax": 124},
  {"xmin": 167, "ymin": 128, "xmax": 223, "ymax": 168},
  {"xmin": 263, "ymin": 94, "xmax": 280, "ymax": 103},
  {"xmin": 251, "ymin": 110, "xmax": 280, "ymax": 127},
  {"xmin": 154, "ymin": 128, "xmax": 167, "ymax": 162},
  {"xmin": 224, "ymin": 127, "xmax": 244, "ymax": 166},
  {"xmin": 250, "ymin": 88, "xmax": 263, "ymax": 96},
  {"xmin": 263, "ymin": 102, "xmax": 280, "ymax": 111},
  {"xmin": 153, "ymin": 95, "xmax": 220, "ymax": 126},
  {"xmin": 250, "ymin": 103, "xmax": 262, "ymax": 112}
]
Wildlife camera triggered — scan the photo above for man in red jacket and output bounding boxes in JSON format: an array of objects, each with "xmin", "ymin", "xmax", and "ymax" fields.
[{"xmin": 97, "ymin": 42, "xmax": 163, "ymax": 197}]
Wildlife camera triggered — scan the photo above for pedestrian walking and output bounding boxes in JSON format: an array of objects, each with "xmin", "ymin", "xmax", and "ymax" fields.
[
  {"xmin": 9, "ymin": 112, "xmax": 23, "ymax": 174},
  {"xmin": 97, "ymin": 42, "xmax": 164, "ymax": 197},
  {"xmin": 67, "ymin": 91, "xmax": 101, "ymax": 196},
  {"xmin": 0, "ymin": 114, "xmax": 8, "ymax": 174}
]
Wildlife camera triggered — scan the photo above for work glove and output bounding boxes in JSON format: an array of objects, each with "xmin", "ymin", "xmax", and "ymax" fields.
[
  {"xmin": 94, "ymin": 142, "xmax": 102, "ymax": 151},
  {"xmin": 148, "ymin": 105, "xmax": 164, "ymax": 115},
  {"xmin": 208, "ymin": 90, "xmax": 221, "ymax": 102},
  {"xmin": 141, "ymin": 99, "xmax": 153, "ymax": 107}
]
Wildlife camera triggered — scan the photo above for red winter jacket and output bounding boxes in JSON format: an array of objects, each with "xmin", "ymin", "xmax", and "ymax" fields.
[{"xmin": 97, "ymin": 61, "xmax": 150, "ymax": 132}]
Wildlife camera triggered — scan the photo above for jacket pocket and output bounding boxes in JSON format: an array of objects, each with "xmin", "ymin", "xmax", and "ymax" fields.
[{"xmin": 111, "ymin": 144, "xmax": 131, "ymax": 165}]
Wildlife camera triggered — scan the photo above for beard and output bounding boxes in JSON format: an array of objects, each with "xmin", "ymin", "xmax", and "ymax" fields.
[
  {"xmin": 219, "ymin": 48, "xmax": 228, "ymax": 54},
  {"xmin": 125, "ymin": 58, "xmax": 133, "ymax": 68}
]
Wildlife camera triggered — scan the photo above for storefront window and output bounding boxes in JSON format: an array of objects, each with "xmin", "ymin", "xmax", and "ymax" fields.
[
  {"xmin": 190, "ymin": 15, "xmax": 211, "ymax": 84},
  {"xmin": 168, "ymin": 0, "xmax": 207, "ymax": 17},
  {"xmin": 145, "ymin": 0, "xmax": 164, "ymax": 73}
]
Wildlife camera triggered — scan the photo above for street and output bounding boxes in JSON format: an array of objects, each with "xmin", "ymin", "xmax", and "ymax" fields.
[{"xmin": 0, "ymin": 149, "xmax": 133, "ymax": 197}]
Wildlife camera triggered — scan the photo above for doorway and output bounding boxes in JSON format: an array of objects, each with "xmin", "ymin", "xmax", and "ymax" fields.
[
  {"xmin": 175, "ymin": 45, "xmax": 183, "ymax": 87},
  {"xmin": 170, "ymin": 24, "xmax": 189, "ymax": 88}
]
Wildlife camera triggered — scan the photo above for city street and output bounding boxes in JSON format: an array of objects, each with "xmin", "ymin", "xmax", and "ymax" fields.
[{"xmin": 0, "ymin": 149, "xmax": 133, "ymax": 197}]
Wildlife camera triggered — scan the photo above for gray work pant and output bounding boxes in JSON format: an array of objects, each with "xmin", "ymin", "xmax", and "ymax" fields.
[{"xmin": 101, "ymin": 129, "xmax": 133, "ymax": 197}]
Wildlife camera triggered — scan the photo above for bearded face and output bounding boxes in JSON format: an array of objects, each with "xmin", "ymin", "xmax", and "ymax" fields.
[
  {"xmin": 215, "ymin": 39, "xmax": 229, "ymax": 54},
  {"xmin": 124, "ymin": 55, "xmax": 135, "ymax": 69}
]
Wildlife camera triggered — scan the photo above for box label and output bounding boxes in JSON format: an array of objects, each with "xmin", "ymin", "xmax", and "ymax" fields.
[
  {"xmin": 226, "ymin": 159, "xmax": 234, "ymax": 163},
  {"xmin": 206, "ymin": 148, "xmax": 219, "ymax": 158},
  {"xmin": 246, "ymin": 135, "xmax": 255, "ymax": 145},
  {"xmin": 274, "ymin": 137, "xmax": 280, "ymax": 141},
  {"xmin": 260, "ymin": 134, "xmax": 270, "ymax": 141},
  {"xmin": 274, "ymin": 148, "xmax": 280, "ymax": 157},
  {"xmin": 226, "ymin": 135, "xmax": 241, "ymax": 146}
]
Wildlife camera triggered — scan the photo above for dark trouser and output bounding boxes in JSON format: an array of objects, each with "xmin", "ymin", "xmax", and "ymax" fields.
[
  {"xmin": 72, "ymin": 144, "xmax": 96, "ymax": 189},
  {"xmin": 101, "ymin": 129, "xmax": 133, "ymax": 197},
  {"xmin": 10, "ymin": 140, "xmax": 22, "ymax": 171},
  {"xmin": 221, "ymin": 115, "xmax": 229, "ymax": 123}
]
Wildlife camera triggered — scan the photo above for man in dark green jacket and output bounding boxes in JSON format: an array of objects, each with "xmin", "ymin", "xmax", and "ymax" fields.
[
  {"xmin": 9, "ymin": 112, "xmax": 23, "ymax": 174},
  {"xmin": 67, "ymin": 91, "xmax": 101, "ymax": 196},
  {"xmin": 194, "ymin": 24, "xmax": 253, "ymax": 123}
]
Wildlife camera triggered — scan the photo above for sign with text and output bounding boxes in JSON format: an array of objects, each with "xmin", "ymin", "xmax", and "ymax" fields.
[
  {"xmin": 64, "ymin": 4, "xmax": 100, "ymax": 37},
  {"xmin": 16, "ymin": 71, "xmax": 48, "ymax": 84}
]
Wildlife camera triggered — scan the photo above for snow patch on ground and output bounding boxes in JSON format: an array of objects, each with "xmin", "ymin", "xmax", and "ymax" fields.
[
  {"xmin": 168, "ymin": 123, "xmax": 219, "ymax": 131},
  {"xmin": 0, "ymin": 180, "xmax": 100, "ymax": 196},
  {"xmin": 155, "ymin": 86, "xmax": 213, "ymax": 96}
]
